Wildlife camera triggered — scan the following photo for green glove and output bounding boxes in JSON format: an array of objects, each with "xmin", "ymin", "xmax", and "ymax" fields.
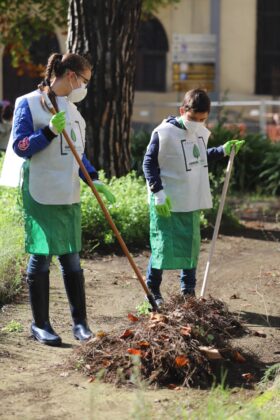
[
  {"xmin": 94, "ymin": 181, "xmax": 116, "ymax": 204},
  {"xmin": 223, "ymin": 139, "xmax": 245, "ymax": 156},
  {"xmin": 49, "ymin": 111, "xmax": 66, "ymax": 135},
  {"xmin": 154, "ymin": 190, "xmax": 172, "ymax": 217}
]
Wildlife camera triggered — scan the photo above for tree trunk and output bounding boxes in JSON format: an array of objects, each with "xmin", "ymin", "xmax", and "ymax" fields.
[{"xmin": 67, "ymin": 0, "xmax": 142, "ymax": 177}]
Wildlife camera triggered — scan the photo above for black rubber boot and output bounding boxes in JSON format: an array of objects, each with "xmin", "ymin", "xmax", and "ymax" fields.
[
  {"xmin": 27, "ymin": 272, "xmax": 62, "ymax": 346},
  {"xmin": 146, "ymin": 282, "xmax": 164, "ymax": 308},
  {"xmin": 63, "ymin": 270, "xmax": 93, "ymax": 341}
]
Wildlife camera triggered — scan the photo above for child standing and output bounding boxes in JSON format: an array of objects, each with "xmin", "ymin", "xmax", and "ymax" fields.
[
  {"xmin": 3, "ymin": 53, "xmax": 116, "ymax": 346},
  {"xmin": 143, "ymin": 89, "xmax": 244, "ymax": 306}
]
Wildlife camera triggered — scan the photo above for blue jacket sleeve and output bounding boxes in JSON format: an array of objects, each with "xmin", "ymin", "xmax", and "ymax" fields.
[
  {"xmin": 12, "ymin": 98, "xmax": 56, "ymax": 158},
  {"xmin": 207, "ymin": 145, "xmax": 225, "ymax": 162},
  {"xmin": 142, "ymin": 131, "xmax": 163, "ymax": 193},
  {"xmin": 79, "ymin": 154, "xmax": 99, "ymax": 182}
]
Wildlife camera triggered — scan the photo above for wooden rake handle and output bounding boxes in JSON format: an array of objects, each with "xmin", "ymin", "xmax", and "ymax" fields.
[
  {"xmin": 200, "ymin": 148, "xmax": 235, "ymax": 298},
  {"xmin": 40, "ymin": 88, "xmax": 159, "ymax": 312}
]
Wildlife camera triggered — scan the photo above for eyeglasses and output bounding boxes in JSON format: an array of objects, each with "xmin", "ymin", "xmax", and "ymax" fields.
[{"xmin": 75, "ymin": 72, "xmax": 91, "ymax": 87}]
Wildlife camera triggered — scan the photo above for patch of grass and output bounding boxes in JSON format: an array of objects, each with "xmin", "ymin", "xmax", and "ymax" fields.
[
  {"xmin": 1, "ymin": 320, "xmax": 23, "ymax": 333},
  {"xmin": 136, "ymin": 300, "xmax": 151, "ymax": 316},
  {"xmin": 0, "ymin": 160, "xmax": 26, "ymax": 306},
  {"xmin": 185, "ymin": 366, "xmax": 280, "ymax": 419},
  {"xmin": 259, "ymin": 363, "xmax": 280, "ymax": 386}
]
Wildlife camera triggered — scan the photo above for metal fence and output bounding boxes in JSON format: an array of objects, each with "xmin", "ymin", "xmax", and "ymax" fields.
[{"xmin": 132, "ymin": 100, "xmax": 280, "ymax": 141}]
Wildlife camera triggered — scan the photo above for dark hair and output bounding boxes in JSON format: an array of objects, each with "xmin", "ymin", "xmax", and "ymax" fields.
[
  {"xmin": 2, "ymin": 104, "xmax": 14, "ymax": 121},
  {"xmin": 182, "ymin": 89, "xmax": 211, "ymax": 113},
  {"xmin": 44, "ymin": 53, "xmax": 92, "ymax": 86}
]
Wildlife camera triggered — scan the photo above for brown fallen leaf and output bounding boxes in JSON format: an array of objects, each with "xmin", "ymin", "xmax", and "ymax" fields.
[
  {"xmin": 148, "ymin": 321, "xmax": 168, "ymax": 329},
  {"xmin": 252, "ymin": 330, "xmax": 266, "ymax": 338},
  {"xmin": 175, "ymin": 355, "xmax": 190, "ymax": 367},
  {"xmin": 180, "ymin": 326, "xmax": 192, "ymax": 336},
  {"xmin": 127, "ymin": 313, "xmax": 139, "ymax": 322},
  {"xmin": 127, "ymin": 348, "xmax": 142, "ymax": 356},
  {"xmin": 242, "ymin": 372, "xmax": 255, "ymax": 382},
  {"xmin": 150, "ymin": 313, "xmax": 168, "ymax": 323},
  {"xmin": 96, "ymin": 330, "xmax": 107, "ymax": 338},
  {"xmin": 119, "ymin": 329, "xmax": 134, "ymax": 339},
  {"xmin": 102, "ymin": 359, "xmax": 112, "ymax": 368},
  {"xmin": 136, "ymin": 340, "xmax": 150, "ymax": 348},
  {"xmin": 88, "ymin": 376, "xmax": 95, "ymax": 383},
  {"xmin": 160, "ymin": 334, "xmax": 170, "ymax": 340},
  {"xmin": 233, "ymin": 351, "xmax": 246, "ymax": 363},
  {"xmin": 198, "ymin": 346, "xmax": 223, "ymax": 360}
]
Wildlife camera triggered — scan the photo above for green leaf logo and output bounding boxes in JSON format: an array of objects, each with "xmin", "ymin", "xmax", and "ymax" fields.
[
  {"xmin": 71, "ymin": 128, "xmax": 76, "ymax": 142},
  {"xmin": 193, "ymin": 144, "xmax": 200, "ymax": 159}
]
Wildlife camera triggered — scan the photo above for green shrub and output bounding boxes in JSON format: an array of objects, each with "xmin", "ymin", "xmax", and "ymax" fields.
[
  {"xmin": 81, "ymin": 171, "xmax": 150, "ymax": 253},
  {"xmin": 209, "ymin": 124, "xmax": 280, "ymax": 195},
  {"xmin": 0, "ymin": 184, "xmax": 26, "ymax": 307},
  {"xmin": 81, "ymin": 170, "xmax": 239, "ymax": 254},
  {"xmin": 259, "ymin": 141, "xmax": 280, "ymax": 195}
]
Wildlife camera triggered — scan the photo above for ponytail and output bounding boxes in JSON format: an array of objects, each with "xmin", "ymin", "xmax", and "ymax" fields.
[
  {"xmin": 44, "ymin": 53, "xmax": 64, "ymax": 85},
  {"xmin": 38, "ymin": 52, "xmax": 92, "ymax": 91}
]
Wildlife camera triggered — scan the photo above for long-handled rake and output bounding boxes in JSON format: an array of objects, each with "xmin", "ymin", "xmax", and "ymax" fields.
[
  {"xmin": 200, "ymin": 148, "xmax": 235, "ymax": 298},
  {"xmin": 39, "ymin": 87, "xmax": 159, "ymax": 312}
]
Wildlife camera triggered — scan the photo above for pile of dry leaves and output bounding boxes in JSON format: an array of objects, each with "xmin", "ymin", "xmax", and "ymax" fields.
[{"xmin": 69, "ymin": 296, "xmax": 256, "ymax": 388}]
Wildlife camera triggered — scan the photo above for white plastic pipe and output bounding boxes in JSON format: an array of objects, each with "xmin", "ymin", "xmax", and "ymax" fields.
[{"xmin": 200, "ymin": 148, "xmax": 235, "ymax": 298}]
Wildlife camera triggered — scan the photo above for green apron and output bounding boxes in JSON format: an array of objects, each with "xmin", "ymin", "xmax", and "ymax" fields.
[
  {"xmin": 22, "ymin": 161, "xmax": 81, "ymax": 255},
  {"xmin": 150, "ymin": 195, "xmax": 201, "ymax": 270}
]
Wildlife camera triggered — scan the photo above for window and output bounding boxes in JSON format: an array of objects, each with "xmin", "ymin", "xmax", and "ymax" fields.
[
  {"xmin": 256, "ymin": 0, "xmax": 280, "ymax": 95},
  {"xmin": 135, "ymin": 18, "xmax": 168, "ymax": 92}
]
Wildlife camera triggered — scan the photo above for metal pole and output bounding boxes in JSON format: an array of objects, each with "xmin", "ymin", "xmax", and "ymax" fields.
[
  {"xmin": 259, "ymin": 100, "xmax": 267, "ymax": 136},
  {"xmin": 211, "ymin": 0, "xmax": 221, "ymax": 101},
  {"xmin": 200, "ymin": 148, "xmax": 235, "ymax": 298}
]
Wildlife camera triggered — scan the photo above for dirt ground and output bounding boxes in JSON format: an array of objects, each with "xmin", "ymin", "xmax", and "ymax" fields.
[{"xmin": 0, "ymin": 220, "xmax": 280, "ymax": 420}]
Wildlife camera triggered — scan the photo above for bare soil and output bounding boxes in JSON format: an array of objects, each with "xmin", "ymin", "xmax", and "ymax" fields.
[{"xmin": 0, "ymin": 220, "xmax": 280, "ymax": 419}]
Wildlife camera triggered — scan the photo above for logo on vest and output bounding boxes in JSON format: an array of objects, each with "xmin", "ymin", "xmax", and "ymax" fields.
[
  {"xmin": 193, "ymin": 144, "xmax": 200, "ymax": 159},
  {"xmin": 71, "ymin": 128, "xmax": 77, "ymax": 142},
  {"xmin": 181, "ymin": 137, "xmax": 207, "ymax": 171}
]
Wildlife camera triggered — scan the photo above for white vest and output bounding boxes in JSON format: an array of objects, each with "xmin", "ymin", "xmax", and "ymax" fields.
[
  {"xmin": 27, "ymin": 91, "xmax": 85, "ymax": 204},
  {"xmin": 0, "ymin": 91, "xmax": 86, "ymax": 205},
  {"xmin": 150, "ymin": 120, "xmax": 213, "ymax": 212}
]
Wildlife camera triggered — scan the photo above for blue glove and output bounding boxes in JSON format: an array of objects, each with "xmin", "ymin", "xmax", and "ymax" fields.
[{"xmin": 94, "ymin": 181, "xmax": 116, "ymax": 204}]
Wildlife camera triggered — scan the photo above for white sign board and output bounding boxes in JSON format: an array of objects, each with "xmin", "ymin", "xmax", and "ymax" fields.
[{"xmin": 172, "ymin": 33, "xmax": 216, "ymax": 64}]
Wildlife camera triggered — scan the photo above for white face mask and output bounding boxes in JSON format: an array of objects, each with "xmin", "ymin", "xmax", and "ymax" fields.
[
  {"xmin": 184, "ymin": 119, "xmax": 204, "ymax": 135},
  {"xmin": 68, "ymin": 83, "xmax": 88, "ymax": 103}
]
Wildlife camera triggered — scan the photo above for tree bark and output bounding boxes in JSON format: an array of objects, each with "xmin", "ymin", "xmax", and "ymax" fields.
[{"xmin": 67, "ymin": 0, "xmax": 142, "ymax": 177}]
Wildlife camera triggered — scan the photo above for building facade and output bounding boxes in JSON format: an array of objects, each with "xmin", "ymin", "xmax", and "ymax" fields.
[{"xmin": 1, "ymin": 0, "xmax": 279, "ymax": 107}]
